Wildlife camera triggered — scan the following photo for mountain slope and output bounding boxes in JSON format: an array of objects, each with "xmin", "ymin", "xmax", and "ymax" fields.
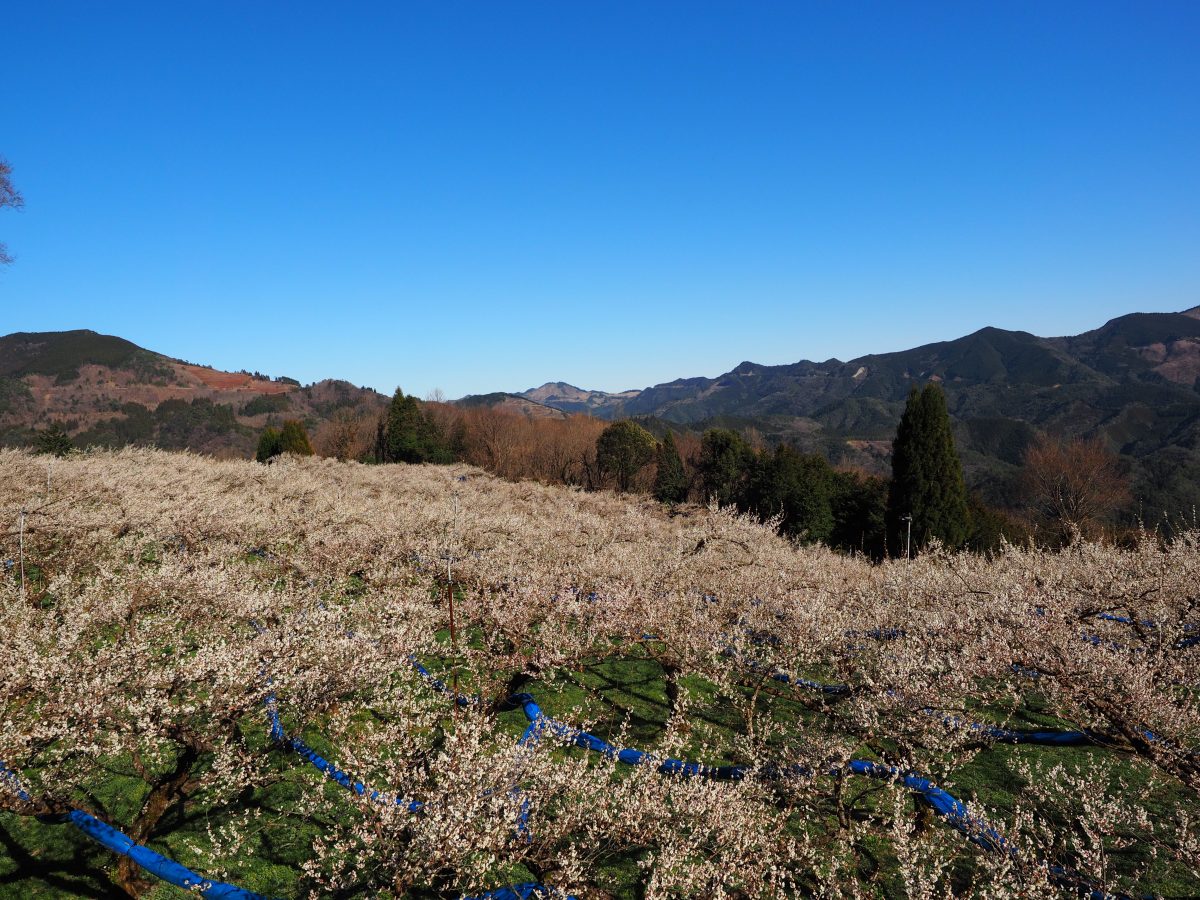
[
  {"xmin": 521, "ymin": 382, "xmax": 642, "ymax": 415},
  {"xmin": 517, "ymin": 308, "xmax": 1200, "ymax": 514},
  {"xmin": 454, "ymin": 392, "xmax": 568, "ymax": 419},
  {"xmin": 0, "ymin": 330, "xmax": 387, "ymax": 457}
]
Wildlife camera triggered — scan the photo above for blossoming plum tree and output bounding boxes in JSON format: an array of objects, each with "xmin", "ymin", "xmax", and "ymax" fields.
[{"xmin": 0, "ymin": 448, "xmax": 1196, "ymax": 898}]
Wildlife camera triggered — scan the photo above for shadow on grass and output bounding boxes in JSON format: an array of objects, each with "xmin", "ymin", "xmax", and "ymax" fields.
[{"xmin": 0, "ymin": 814, "xmax": 127, "ymax": 899}]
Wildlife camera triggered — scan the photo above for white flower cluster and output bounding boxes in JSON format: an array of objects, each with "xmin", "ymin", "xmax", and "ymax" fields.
[{"xmin": 0, "ymin": 447, "xmax": 1197, "ymax": 898}]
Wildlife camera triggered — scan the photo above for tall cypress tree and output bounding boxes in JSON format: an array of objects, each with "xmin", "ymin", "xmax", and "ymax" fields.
[
  {"xmin": 374, "ymin": 414, "xmax": 387, "ymax": 464},
  {"xmin": 886, "ymin": 383, "xmax": 969, "ymax": 554},
  {"xmin": 277, "ymin": 420, "xmax": 314, "ymax": 456},
  {"xmin": 653, "ymin": 431, "xmax": 688, "ymax": 504},
  {"xmin": 385, "ymin": 388, "xmax": 424, "ymax": 463}
]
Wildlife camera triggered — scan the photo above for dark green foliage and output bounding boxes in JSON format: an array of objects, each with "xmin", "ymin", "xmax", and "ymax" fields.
[
  {"xmin": 33, "ymin": 423, "xmax": 73, "ymax": 457},
  {"xmin": 456, "ymin": 392, "xmax": 522, "ymax": 408},
  {"xmin": 0, "ymin": 330, "xmax": 153, "ymax": 381},
  {"xmin": 71, "ymin": 401, "xmax": 247, "ymax": 452},
  {"xmin": 653, "ymin": 431, "xmax": 688, "ymax": 504},
  {"xmin": 829, "ymin": 470, "xmax": 888, "ymax": 558},
  {"xmin": 745, "ymin": 445, "xmax": 835, "ymax": 542},
  {"xmin": 887, "ymin": 384, "xmax": 970, "ymax": 554},
  {"xmin": 596, "ymin": 420, "xmax": 656, "ymax": 492},
  {"xmin": 153, "ymin": 398, "xmax": 242, "ymax": 449},
  {"xmin": 696, "ymin": 428, "xmax": 889, "ymax": 552},
  {"xmin": 300, "ymin": 380, "xmax": 369, "ymax": 418},
  {"xmin": 517, "ymin": 311, "xmax": 1200, "ymax": 524},
  {"xmin": 125, "ymin": 349, "xmax": 177, "ymax": 384},
  {"xmin": 966, "ymin": 493, "xmax": 1029, "ymax": 554},
  {"xmin": 812, "ymin": 397, "xmax": 904, "ymax": 438},
  {"xmin": 256, "ymin": 427, "xmax": 283, "ymax": 462},
  {"xmin": 1133, "ymin": 446, "xmax": 1200, "ymax": 538},
  {"xmin": 380, "ymin": 388, "xmax": 455, "ymax": 464},
  {"xmin": 623, "ymin": 415, "xmax": 675, "ymax": 441},
  {"xmin": 241, "ymin": 394, "xmax": 291, "ymax": 417},
  {"xmin": 374, "ymin": 415, "xmax": 386, "ymax": 464},
  {"xmin": 73, "ymin": 403, "xmax": 155, "ymax": 448},
  {"xmin": 385, "ymin": 388, "xmax": 425, "ymax": 463},
  {"xmin": 0, "ymin": 376, "xmax": 33, "ymax": 415},
  {"xmin": 277, "ymin": 420, "xmax": 314, "ymax": 456},
  {"xmin": 698, "ymin": 429, "xmax": 753, "ymax": 506},
  {"xmin": 1063, "ymin": 311, "xmax": 1200, "ymax": 379},
  {"xmin": 964, "ymin": 417, "xmax": 1038, "ymax": 467}
]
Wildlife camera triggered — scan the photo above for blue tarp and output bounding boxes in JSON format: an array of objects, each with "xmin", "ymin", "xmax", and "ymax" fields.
[
  {"xmin": 2, "ymin": 621, "xmax": 1151, "ymax": 900},
  {"xmin": 0, "ymin": 766, "xmax": 269, "ymax": 900}
]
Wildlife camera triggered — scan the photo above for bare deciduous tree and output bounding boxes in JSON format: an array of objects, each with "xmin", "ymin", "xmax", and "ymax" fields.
[
  {"xmin": 314, "ymin": 407, "xmax": 371, "ymax": 461},
  {"xmin": 0, "ymin": 157, "xmax": 23, "ymax": 266},
  {"xmin": 1021, "ymin": 433, "xmax": 1130, "ymax": 543}
]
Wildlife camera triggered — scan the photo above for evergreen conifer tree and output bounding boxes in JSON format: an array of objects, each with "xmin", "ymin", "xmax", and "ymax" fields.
[
  {"xmin": 277, "ymin": 420, "xmax": 314, "ymax": 456},
  {"xmin": 34, "ymin": 423, "xmax": 73, "ymax": 458},
  {"xmin": 384, "ymin": 388, "xmax": 425, "ymax": 463},
  {"xmin": 829, "ymin": 470, "xmax": 888, "ymax": 559},
  {"xmin": 379, "ymin": 388, "xmax": 456, "ymax": 465},
  {"xmin": 596, "ymin": 420, "xmax": 656, "ymax": 492},
  {"xmin": 653, "ymin": 431, "xmax": 688, "ymax": 504},
  {"xmin": 886, "ymin": 383, "xmax": 969, "ymax": 554},
  {"xmin": 746, "ymin": 445, "xmax": 835, "ymax": 543},
  {"xmin": 255, "ymin": 427, "xmax": 282, "ymax": 463},
  {"xmin": 374, "ymin": 415, "xmax": 386, "ymax": 463},
  {"xmin": 698, "ymin": 429, "xmax": 752, "ymax": 507}
]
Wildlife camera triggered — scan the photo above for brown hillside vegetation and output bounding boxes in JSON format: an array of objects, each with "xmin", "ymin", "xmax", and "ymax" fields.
[
  {"xmin": 179, "ymin": 363, "xmax": 295, "ymax": 394},
  {"xmin": 0, "ymin": 332, "xmax": 388, "ymax": 458},
  {"xmin": 0, "ymin": 448, "xmax": 1197, "ymax": 898}
]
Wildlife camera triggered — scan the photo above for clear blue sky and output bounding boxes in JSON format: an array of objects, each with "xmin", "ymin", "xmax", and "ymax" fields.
[{"xmin": 2, "ymin": 2, "xmax": 1198, "ymax": 398}]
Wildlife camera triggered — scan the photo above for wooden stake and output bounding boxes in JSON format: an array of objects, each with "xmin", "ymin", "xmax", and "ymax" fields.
[{"xmin": 18, "ymin": 507, "xmax": 26, "ymax": 600}]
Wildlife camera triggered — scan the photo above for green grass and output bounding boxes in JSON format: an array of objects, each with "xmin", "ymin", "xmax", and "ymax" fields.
[{"xmin": 4, "ymin": 651, "xmax": 1198, "ymax": 899}]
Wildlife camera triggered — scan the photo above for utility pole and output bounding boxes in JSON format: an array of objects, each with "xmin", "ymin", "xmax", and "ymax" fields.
[{"xmin": 902, "ymin": 514, "xmax": 913, "ymax": 559}]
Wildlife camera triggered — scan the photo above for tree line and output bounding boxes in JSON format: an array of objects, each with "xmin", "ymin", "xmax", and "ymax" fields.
[{"xmin": 252, "ymin": 383, "xmax": 1131, "ymax": 556}]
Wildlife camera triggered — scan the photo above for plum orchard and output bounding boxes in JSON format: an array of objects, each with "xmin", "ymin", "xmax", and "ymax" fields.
[{"xmin": 0, "ymin": 448, "xmax": 1198, "ymax": 898}]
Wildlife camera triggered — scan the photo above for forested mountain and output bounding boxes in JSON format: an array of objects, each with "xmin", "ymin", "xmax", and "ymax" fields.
[
  {"xmin": 518, "ymin": 308, "xmax": 1200, "ymax": 515},
  {"xmin": 6, "ymin": 308, "xmax": 1200, "ymax": 519},
  {"xmin": 0, "ymin": 330, "xmax": 387, "ymax": 457}
]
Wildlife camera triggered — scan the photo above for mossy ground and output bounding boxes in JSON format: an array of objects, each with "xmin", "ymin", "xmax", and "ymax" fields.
[{"xmin": 3, "ymin": 651, "xmax": 1197, "ymax": 898}]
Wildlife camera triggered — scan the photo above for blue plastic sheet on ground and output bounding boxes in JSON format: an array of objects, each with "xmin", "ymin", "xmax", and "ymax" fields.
[
  {"xmin": 65, "ymin": 809, "xmax": 270, "ymax": 899},
  {"xmin": 476, "ymin": 884, "xmax": 557, "ymax": 900},
  {"xmin": 2, "ymin": 626, "xmax": 1149, "ymax": 900},
  {"xmin": 264, "ymin": 692, "xmax": 425, "ymax": 812},
  {"xmin": 730, "ymin": 646, "xmax": 1101, "ymax": 747},
  {"xmin": 0, "ymin": 763, "xmax": 267, "ymax": 900}
]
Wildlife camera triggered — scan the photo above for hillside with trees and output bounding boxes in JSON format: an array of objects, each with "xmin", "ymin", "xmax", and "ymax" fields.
[
  {"xmin": 515, "ymin": 309, "xmax": 1200, "ymax": 526},
  {"xmin": 5, "ymin": 310, "xmax": 1198, "ymax": 537},
  {"xmin": 0, "ymin": 330, "xmax": 388, "ymax": 458}
]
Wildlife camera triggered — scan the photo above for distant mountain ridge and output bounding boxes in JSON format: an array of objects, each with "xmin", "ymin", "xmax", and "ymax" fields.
[
  {"xmin": 521, "ymin": 382, "xmax": 643, "ymax": 415},
  {"xmin": 514, "ymin": 308, "xmax": 1200, "ymax": 515},
  {"xmin": 5, "ymin": 308, "xmax": 1200, "ymax": 518},
  {"xmin": 519, "ymin": 308, "xmax": 1200, "ymax": 424}
]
